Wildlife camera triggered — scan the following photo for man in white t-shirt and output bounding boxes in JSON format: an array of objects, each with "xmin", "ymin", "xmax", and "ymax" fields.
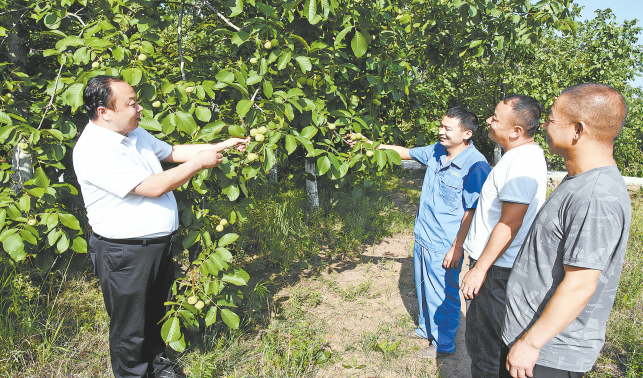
[
  {"xmin": 74, "ymin": 76, "xmax": 248, "ymax": 378},
  {"xmin": 460, "ymin": 95, "xmax": 547, "ymax": 378}
]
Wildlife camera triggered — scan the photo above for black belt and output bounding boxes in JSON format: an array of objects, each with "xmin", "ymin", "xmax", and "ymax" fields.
[{"xmin": 93, "ymin": 231, "xmax": 176, "ymax": 246}]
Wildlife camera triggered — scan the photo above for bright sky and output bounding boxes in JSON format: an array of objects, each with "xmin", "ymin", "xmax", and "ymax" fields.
[{"xmin": 574, "ymin": 0, "xmax": 643, "ymax": 88}]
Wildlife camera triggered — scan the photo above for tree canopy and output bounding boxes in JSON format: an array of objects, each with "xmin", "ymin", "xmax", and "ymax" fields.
[{"xmin": 1, "ymin": 0, "xmax": 641, "ymax": 349}]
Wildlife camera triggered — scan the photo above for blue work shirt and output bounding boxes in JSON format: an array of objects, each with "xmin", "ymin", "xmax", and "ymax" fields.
[{"xmin": 409, "ymin": 142, "xmax": 490, "ymax": 252}]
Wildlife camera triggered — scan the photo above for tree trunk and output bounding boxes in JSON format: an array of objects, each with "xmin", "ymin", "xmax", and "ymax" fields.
[
  {"xmin": 11, "ymin": 141, "xmax": 32, "ymax": 195},
  {"xmin": 268, "ymin": 151, "xmax": 278, "ymax": 182},
  {"xmin": 493, "ymin": 144, "xmax": 503, "ymax": 166},
  {"xmin": 304, "ymin": 158, "xmax": 319, "ymax": 213},
  {"xmin": 7, "ymin": 33, "xmax": 27, "ymax": 69},
  {"xmin": 493, "ymin": 82, "xmax": 507, "ymax": 166}
]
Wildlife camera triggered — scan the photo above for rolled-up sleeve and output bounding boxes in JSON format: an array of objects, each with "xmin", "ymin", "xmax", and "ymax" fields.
[{"xmin": 409, "ymin": 145, "xmax": 436, "ymax": 166}]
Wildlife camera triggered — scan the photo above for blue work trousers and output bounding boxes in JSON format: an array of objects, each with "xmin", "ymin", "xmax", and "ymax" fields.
[{"xmin": 413, "ymin": 241, "xmax": 462, "ymax": 353}]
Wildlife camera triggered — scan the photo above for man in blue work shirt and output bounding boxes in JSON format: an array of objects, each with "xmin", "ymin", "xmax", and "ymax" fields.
[{"xmin": 350, "ymin": 107, "xmax": 491, "ymax": 358}]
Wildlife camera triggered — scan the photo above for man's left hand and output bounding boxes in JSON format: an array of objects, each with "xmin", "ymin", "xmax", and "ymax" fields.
[
  {"xmin": 506, "ymin": 338, "xmax": 540, "ymax": 378},
  {"xmin": 461, "ymin": 265, "xmax": 487, "ymax": 299},
  {"xmin": 443, "ymin": 244, "xmax": 463, "ymax": 269}
]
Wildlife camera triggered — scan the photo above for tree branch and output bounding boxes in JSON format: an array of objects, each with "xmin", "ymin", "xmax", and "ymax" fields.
[
  {"xmin": 178, "ymin": 0, "xmax": 187, "ymax": 81},
  {"xmin": 37, "ymin": 54, "xmax": 65, "ymax": 130},
  {"xmin": 202, "ymin": 2, "xmax": 241, "ymax": 31}
]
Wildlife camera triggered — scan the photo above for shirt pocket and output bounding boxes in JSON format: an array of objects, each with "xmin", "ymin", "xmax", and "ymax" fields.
[{"xmin": 437, "ymin": 175, "xmax": 463, "ymax": 210}]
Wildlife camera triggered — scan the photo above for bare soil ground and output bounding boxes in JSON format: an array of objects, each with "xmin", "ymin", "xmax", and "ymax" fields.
[{"xmin": 272, "ymin": 175, "xmax": 473, "ymax": 378}]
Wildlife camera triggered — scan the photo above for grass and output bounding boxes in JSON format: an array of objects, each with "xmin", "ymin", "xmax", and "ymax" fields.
[{"xmin": 1, "ymin": 169, "xmax": 641, "ymax": 377}]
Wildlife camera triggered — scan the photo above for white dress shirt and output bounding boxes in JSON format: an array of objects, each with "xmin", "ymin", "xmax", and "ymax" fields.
[{"xmin": 73, "ymin": 122, "xmax": 179, "ymax": 238}]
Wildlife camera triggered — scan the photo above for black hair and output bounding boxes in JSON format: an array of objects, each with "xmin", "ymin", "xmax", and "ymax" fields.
[
  {"xmin": 445, "ymin": 106, "xmax": 479, "ymax": 135},
  {"xmin": 83, "ymin": 75, "xmax": 125, "ymax": 120},
  {"xmin": 502, "ymin": 94, "xmax": 543, "ymax": 137}
]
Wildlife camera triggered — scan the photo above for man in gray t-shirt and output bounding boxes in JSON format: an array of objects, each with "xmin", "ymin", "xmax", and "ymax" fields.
[{"xmin": 501, "ymin": 83, "xmax": 632, "ymax": 378}]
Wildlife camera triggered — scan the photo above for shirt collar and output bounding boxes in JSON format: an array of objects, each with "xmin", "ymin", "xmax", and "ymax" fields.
[
  {"xmin": 439, "ymin": 142, "xmax": 476, "ymax": 170},
  {"xmin": 85, "ymin": 121, "xmax": 127, "ymax": 145}
]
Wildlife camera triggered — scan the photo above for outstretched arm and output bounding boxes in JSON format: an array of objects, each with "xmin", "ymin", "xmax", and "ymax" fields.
[
  {"xmin": 505, "ymin": 266, "xmax": 601, "ymax": 378},
  {"xmin": 132, "ymin": 149, "xmax": 224, "ymax": 197},
  {"xmin": 347, "ymin": 135, "xmax": 411, "ymax": 160},
  {"xmin": 163, "ymin": 137, "xmax": 250, "ymax": 163}
]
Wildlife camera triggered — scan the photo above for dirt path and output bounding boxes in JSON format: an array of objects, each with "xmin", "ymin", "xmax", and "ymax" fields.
[
  {"xmin": 272, "ymin": 174, "xmax": 473, "ymax": 377},
  {"xmin": 275, "ymin": 234, "xmax": 473, "ymax": 378}
]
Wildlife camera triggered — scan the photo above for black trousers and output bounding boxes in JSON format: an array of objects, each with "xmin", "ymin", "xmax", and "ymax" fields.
[
  {"xmin": 89, "ymin": 234, "xmax": 175, "ymax": 378},
  {"xmin": 465, "ymin": 258, "xmax": 513, "ymax": 378},
  {"xmin": 500, "ymin": 344, "xmax": 584, "ymax": 378}
]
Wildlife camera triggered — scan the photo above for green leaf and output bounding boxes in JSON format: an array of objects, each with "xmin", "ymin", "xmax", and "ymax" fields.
[
  {"xmin": 385, "ymin": 149, "xmax": 401, "ymax": 165},
  {"xmin": 217, "ymin": 233, "xmax": 239, "ymax": 248},
  {"xmin": 0, "ymin": 112, "xmax": 12, "ymax": 125},
  {"xmin": 216, "ymin": 69, "xmax": 235, "ymax": 83},
  {"xmin": 197, "ymin": 121, "xmax": 226, "ymax": 141},
  {"xmin": 351, "ymin": 31, "xmax": 367, "ymax": 57},
  {"xmin": 335, "ymin": 26, "xmax": 353, "ymax": 47},
  {"xmin": 245, "ymin": 75, "xmax": 263, "ymax": 86},
  {"xmin": 277, "ymin": 51, "xmax": 292, "ymax": 70},
  {"xmin": 33, "ymin": 167, "xmax": 51, "ymax": 188},
  {"xmin": 231, "ymin": 30, "xmax": 250, "ymax": 45},
  {"xmin": 20, "ymin": 228, "xmax": 37, "ymax": 245},
  {"xmin": 161, "ymin": 317, "xmax": 181, "ymax": 343},
  {"xmin": 285, "ymin": 134, "xmax": 297, "ymax": 154},
  {"xmin": 56, "ymin": 36, "xmax": 84, "ymax": 51},
  {"xmin": 59, "ymin": 213, "xmax": 81, "ymax": 230},
  {"xmin": 375, "ymin": 149, "xmax": 387, "ymax": 170},
  {"xmin": 63, "ymin": 83, "xmax": 84, "ymax": 111},
  {"xmin": 227, "ymin": 125, "xmax": 247, "ymax": 138},
  {"xmin": 221, "ymin": 269, "xmax": 250, "ymax": 286},
  {"xmin": 300, "ymin": 126, "xmax": 318, "ymax": 139},
  {"xmin": 71, "ymin": 237, "xmax": 87, "ymax": 253},
  {"xmin": 263, "ymin": 80, "xmax": 273, "ymax": 98},
  {"xmin": 139, "ymin": 117, "xmax": 163, "ymax": 132},
  {"xmin": 85, "ymin": 37, "xmax": 113, "ymax": 51},
  {"xmin": 225, "ymin": 184, "xmax": 240, "ymax": 201},
  {"xmin": 201, "ymin": 253, "xmax": 228, "ymax": 275},
  {"xmin": 112, "ymin": 45, "xmax": 125, "ymax": 61},
  {"xmin": 56, "ymin": 232, "xmax": 70, "ymax": 252},
  {"xmin": 73, "ymin": 47, "xmax": 88, "ymax": 64},
  {"xmin": 236, "ymin": 100, "xmax": 254, "ymax": 117},
  {"xmin": 317, "ymin": 156, "xmax": 331, "ymax": 175},
  {"xmin": 182, "ymin": 230, "xmax": 201, "ymax": 249},
  {"xmin": 228, "ymin": 0, "xmax": 243, "ymax": 17},
  {"xmin": 0, "ymin": 229, "xmax": 17, "ymax": 242},
  {"xmin": 216, "ymin": 247, "xmax": 233, "ymax": 262},
  {"xmin": 169, "ymin": 334, "xmax": 186, "ymax": 353},
  {"xmin": 295, "ymin": 56, "xmax": 312, "ymax": 72},
  {"xmin": 263, "ymin": 148, "xmax": 276, "ymax": 172},
  {"xmin": 175, "ymin": 111, "xmax": 198, "ymax": 135},
  {"xmin": 3, "ymin": 233, "xmax": 25, "ymax": 261},
  {"xmin": 121, "ymin": 67, "xmax": 143, "ymax": 86},
  {"xmin": 220, "ymin": 308, "xmax": 240, "ymax": 329},
  {"xmin": 195, "ymin": 107, "xmax": 212, "ymax": 122},
  {"xmin": 205, "ymin": 306, "xmax": 218, "ymax": 326}
]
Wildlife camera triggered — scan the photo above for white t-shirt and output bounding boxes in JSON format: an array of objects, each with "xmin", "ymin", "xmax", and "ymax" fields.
[
  {"xmin": 463, "ymin": 144, "xmax": 547, "ymax": 268},
  {"xmin": 73, "ymin": 122, "xmax": 179, "ymax": 238}
]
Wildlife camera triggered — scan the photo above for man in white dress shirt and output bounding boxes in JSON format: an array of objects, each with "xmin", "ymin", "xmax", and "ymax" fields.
[{"xmin": 74, "ymin": 75, "xmax": 248, "ymax": 378}]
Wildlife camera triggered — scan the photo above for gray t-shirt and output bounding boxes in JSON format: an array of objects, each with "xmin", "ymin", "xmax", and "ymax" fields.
[{"xmin": 502, "ymin": 166, "xmax": 631, "ymax": 372}]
